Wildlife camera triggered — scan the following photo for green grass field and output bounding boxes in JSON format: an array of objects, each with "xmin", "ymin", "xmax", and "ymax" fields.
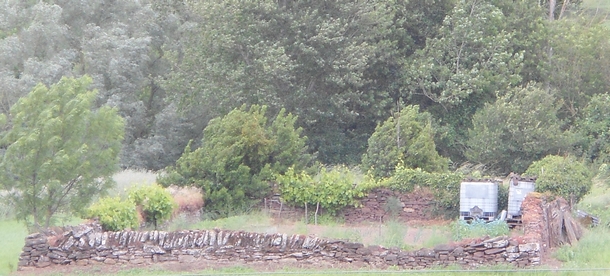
[{"xmin": 0, "ymin": 220, "xmax": 27, "ymax": 275}]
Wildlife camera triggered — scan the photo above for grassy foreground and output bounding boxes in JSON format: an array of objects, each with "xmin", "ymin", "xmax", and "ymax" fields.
[{"xmin": 0, "ymin": 220, "xmax": 28, "ymax": 275}]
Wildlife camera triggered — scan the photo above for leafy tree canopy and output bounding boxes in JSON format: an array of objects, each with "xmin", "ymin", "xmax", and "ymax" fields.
[
  {"xmin": 466, "ymin": 84, "xmax": 569, "ymax": 174},
  {"xmin": 128, "ymin": 184, "xmax": 176, "ymax": 230},
  {"xmin": 0, "ymin": 76, "xmax": 124, "ymax": 229},
  {"xmin": 158, "ymin": 105, "xmax": 311, "ymax": 217},
  {"xmin": 404, "ymin": 0, "xmax": 524, "ymax": 162},
  {"xmin": 575, "ymin": 93, "xmax": 610, "ymax": 164},
  {"xmin": 362, "ymin": 105, "xmax": 448, "ymax": 178},
  {"xmin": 525, "ymin": 155, "xmax": 593, "ymax": 204},
  {"xmin": 163, "ymin": 0, "xmax": 411, "ymax": 165},
  {"xmin": 548, "ymin": 17, "xmax": 610, "ymax": 121}
]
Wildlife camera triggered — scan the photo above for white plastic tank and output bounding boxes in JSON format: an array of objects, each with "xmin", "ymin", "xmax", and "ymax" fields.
[
  {"xmin": 507, "ymin": 178, "xmax": 536, "ymax": 219},
  {"xmin": 460, "ymin": 182, "xmax": 498, "ymax": 220}
]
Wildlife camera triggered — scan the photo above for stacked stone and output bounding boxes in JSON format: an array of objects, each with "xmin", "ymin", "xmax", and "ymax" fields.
[
  {"xmin": 19, "ymin": 224, "xmax": 540, "ymax": 271},
  {"xmin": 343, "ymin": 188, "xmax": 435, "ymax": 224},
  {"xmin": 19, "ymin": 233, "xmax": 51, "ymax": 268}
]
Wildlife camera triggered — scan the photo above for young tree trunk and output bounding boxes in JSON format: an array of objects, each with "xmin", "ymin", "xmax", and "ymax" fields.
[{"xmin": 315, "ymin": 202, "xmax": 320, "ymax": 225}]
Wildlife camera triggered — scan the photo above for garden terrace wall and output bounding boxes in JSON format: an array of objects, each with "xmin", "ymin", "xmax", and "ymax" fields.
[
  {"xmin": 18, "ymin": 223, "xmax": 541, "ymax": 271},
  {"xmin": 343, "ymin": 188, "xmax": 435, "ymax": 223}
]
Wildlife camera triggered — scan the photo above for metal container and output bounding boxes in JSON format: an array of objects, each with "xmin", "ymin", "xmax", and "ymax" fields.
[
  {"xmin": 460, "ymin": 182, "xmax": 498, "ymax": 221},
  {"xmin": 507, "ymin": 179, "xmax": 536, "ymax": 219}
]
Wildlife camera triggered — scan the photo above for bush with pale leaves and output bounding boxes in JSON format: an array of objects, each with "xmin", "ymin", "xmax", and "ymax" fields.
[{"xmin": 167, "ymin": 185, "xmax": 204, "ymax": 216}]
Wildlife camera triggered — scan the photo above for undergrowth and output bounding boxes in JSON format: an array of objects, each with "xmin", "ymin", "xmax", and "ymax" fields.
[
  {"xmin": 554, "ymin": 227, "xmax": 610, "ymax": 269},
  {"xmin": 0, "ymin": 220, "xmax": 28, "ymax": 275},
  {"xmin": 451, "ymin": 219, "xmax": 509, "ymax": 241},
  {"xmin": 375, "ymin": 220, "xmax": 408, "ymax": 249}
]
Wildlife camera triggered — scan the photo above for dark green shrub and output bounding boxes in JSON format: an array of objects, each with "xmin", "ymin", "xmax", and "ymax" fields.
[
  {"xmin": 86, "ymin": 197, "xmax": 139, "ymax": 231},
  {"xmin": 525, "ymin": 155, "xmax": 593, "ymax": 204},
  {"xmin": 159, "ymin": 105, "xmax": 312, "ymax": 217},
  {"xmin": 466, "ymin": 84, "xmax": 570, "ymax": 174},
  {"xmin": 498, "ymin": 182, "xmax": 509, "ymax": 212},
  {"xmin": 362, "ymin": 105, "xmax": 448, "ymax": 178},
  {"xmin": 128, "ymin": 184, "xmax": 176, "ymax": 229},
  {"xmin": 576, "ymin": 93, "xmax": 610, "ymax": 164}
]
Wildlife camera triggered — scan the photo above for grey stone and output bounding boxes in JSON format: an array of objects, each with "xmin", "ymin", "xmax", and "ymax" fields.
[
  {"xmin": 61, "ymin": 236, "xmax": 76, "ymax": 250},
  {"xmin": 484, "ymin": 248, "xmax": 505, "ymax": 255},
  {"xmin": 451, "ymin": 247, "xmax": 464, "ymax": 256},
  {"xmin": 144, "ymin": 245, "xmax": 166, "ymax": 254},
  {"xmin": 47, "ymin": 252, "xmax": 66, "ymax": 260},
  {"xmin": 518, "ymin": 243, "xmax": 540, "ymax": 253},
  {"xmin": 104, "ymin": 258, "xmax": 117, "ymax": 265},
  {"xmin": 26, "ymin": 233, "xmax": 43, "ymax": 239},
  {"xmin": 130, "ymin": 258, "xmax": 147, "ymax": 264},
  {"xmin": 72, "ymin": 224, "xmax": 93, "ymax": 238},
  {"xmin": 112, "ymin": 250, "xmax": 128, "ymax": 256},
  {"xmin": 345, "ymin": 242, "xmax": 364, "ymax": 249},
  {"xmin": 18, "ymin": 260, "xmax": 30, "ymax": 267},
  {"xmin": 25, "ymin": 238, "xmax": 47, "ymax": 247},
  {"xmin": 414, "ymin": 248, "xmax": 436, "ymax": 258},
  {"xmin": 264, "ymin": 255, "xmax": 281, "ymax": 260},
  {"xmin": 492, "ymin": 240, "xmax": 509, "ymax": 248},
  {"xmin": 434, "ymin": 244, "xmax": 456, "ymax": 252},
  {"xmin": 35, "ymin": 262, "xmax": 51, "ymax": 268}
]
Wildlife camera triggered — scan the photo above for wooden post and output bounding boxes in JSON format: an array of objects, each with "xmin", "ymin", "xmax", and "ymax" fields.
[{"xmin": 315, "ymin": 202, "xmax": 320, "ymax": 225}]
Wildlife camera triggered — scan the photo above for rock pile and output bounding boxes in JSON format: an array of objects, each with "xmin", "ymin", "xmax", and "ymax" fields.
[
  {"xmin": 343, "ymin": 188, "xmax": 435, "ymax": 223},
  {"xmin": 19, "ymin": 223, "xmax": 540, "ymax": 271}
]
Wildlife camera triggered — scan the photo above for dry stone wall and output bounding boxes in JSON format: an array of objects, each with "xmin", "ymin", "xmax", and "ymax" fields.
[
  {"xmin": 343, "ymin": 188, "xmax": 435, "ymax": 223},
  {"xmin": 19, "ymin": 223, "xmax": 540, "ymax": 271}
]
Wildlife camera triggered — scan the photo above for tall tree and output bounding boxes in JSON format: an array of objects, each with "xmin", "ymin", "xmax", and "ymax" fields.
[
  {"xmin": 0, "ymin": 76, "xmax": 124, "ymax": 229},
  {"xmin": 0, "ymin": 0, "xmax": 200, "ymax": 170},
  {"xmin": 575, "ymin": 93, "xmax": 610, "ymax": 164},
  {"xmin": 404, "ymin": 0, "xmax": 524, "ymax": 163},
  {"xmin": 547, "ymin": 17, "xmax": 610, "ymax": 121},
  {"xmin": 362, "ymin": 105, "xmax": 448, "ymax": 178},
  {"xmin": 466, "ymin": 84, "xmax": 569, "ymax": 174},
  {"xmin": 164, "ymin": 0, "xmax": 408, "ymax": 164}
]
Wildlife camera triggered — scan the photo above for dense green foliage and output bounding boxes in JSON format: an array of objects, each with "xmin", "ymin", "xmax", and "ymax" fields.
[
  {"xmin": 0, "ymin": 0, "xmax": 608, "ymax": 171},
  {"xmin": 576, "ymin": 93, "xmax": 610, "ymax": 164},
  {"xmin": 405, "ymin": 0, "xmax": 524, "ymax": 162},
  {"xmin": 2, "ymin": 0, "xmax": 610, "ymax": 221},
  {"xmin": 0, "ymin": 76, "xmax": 124, "ymax": 228},
  {"xmin": 382, "ymin": 163, "xmax": 463, "ymax": 215},
  {"xmin": 159, "ymin": 105, "xmax": 310, "ymax": 217},
  {"xmin": 466, "ymin": 85, "xmax": 570, "ymax": 174},
  {"xmin": 525, "ymin": 155, "xmax": 593, "ymax": 203},
  {"xmin": 548, "ymin": 17, "xmax": 610, "ymax": 121},
  {"xmin": 128, "ymin": 184, "xmax": 176, "ymax": 229},
  {"xmin": 497, "ymin": 182, "xmax": 509, "ymax": 213},
  {"xmin": 86, "ymin": 197, "xmax": 139, "ymax": 232},
  {"xmin": 362, "ymin": 105, "xmax": 448, "ymax": 178},
  {"xmin": 451, "ymin": 219, "xmax": 510, "ymax": 241},
  {"xmin": 275, "ymin": 166, "xmax": 369, "ymax": 215}
]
